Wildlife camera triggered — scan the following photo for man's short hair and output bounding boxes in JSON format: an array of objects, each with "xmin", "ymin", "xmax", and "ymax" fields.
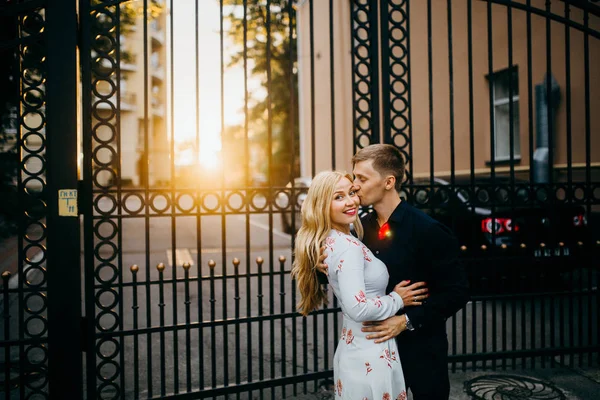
[{"xmin": 352, "ymin": 144, "xmax": 405, "ymax": 192}]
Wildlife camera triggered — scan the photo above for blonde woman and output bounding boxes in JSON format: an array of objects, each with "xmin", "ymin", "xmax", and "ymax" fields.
[{"xmin": 292, "ymin": 171, "xmax": 422, "ymax": 400}]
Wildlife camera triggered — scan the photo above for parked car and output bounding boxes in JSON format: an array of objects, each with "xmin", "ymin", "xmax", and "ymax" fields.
[{"xmin": 279, "ymin": 175, "xmax": 593, "ymax": 290}]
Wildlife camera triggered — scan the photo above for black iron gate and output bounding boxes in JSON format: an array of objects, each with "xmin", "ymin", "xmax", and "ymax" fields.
[{"xmin": 1, "ymin": 0, "xmax": 599, "ymax": 399}]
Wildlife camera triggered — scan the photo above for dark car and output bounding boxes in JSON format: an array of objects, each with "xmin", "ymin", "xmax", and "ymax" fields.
[{"xmin": 408, "ymin": 177, "xmax": 592, "ymax": 291}]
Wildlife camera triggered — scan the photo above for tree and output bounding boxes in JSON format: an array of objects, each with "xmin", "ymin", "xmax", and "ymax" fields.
[{"xmin": 222, "ymin": 0, "xmax": 299, "ymax": 187}]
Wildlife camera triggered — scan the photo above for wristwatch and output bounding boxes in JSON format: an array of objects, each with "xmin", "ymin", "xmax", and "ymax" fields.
[{"xmin": 405, "ymin": 316, "xmax": 415, "ymax": 331}]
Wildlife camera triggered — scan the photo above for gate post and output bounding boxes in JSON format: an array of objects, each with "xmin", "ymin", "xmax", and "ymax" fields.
[{"xmin": 45, "ymin": 0, "xmax": 83, "ymax": 398}]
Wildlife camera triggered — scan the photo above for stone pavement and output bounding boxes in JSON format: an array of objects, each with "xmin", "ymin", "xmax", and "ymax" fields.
[{"xmin": 285, "ymin": 357, "xmax": 600, "ymax": 399}]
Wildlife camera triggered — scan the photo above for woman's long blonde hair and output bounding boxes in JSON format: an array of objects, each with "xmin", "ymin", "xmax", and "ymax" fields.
[{"xmin": 291, "ymin": 171, "xmax": 363, "ymax": 316}]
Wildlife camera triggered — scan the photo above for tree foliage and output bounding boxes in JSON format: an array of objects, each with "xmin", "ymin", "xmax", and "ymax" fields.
[{"xmin": 222, "ymin": 0, "xmax": 299, "ymax": 186}]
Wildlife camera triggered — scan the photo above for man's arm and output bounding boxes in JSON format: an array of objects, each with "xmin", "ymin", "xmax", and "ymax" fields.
[{"xmin": 403, "ymin": 222, "xmax": 470, "ymax": 330}]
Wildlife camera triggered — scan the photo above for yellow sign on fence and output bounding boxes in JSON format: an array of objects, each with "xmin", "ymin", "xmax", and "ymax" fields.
[{"xmin": 58, "ymin": 189, "xmax": 78, "ymax": 217}]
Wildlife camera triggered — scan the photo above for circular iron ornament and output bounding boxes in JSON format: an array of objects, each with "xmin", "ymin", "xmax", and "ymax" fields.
[
  {"xmin": 354, "ymin": 60, "xmax": 372, "ymax": 79},
  {"xmin": 22, "ymin": 110, "xmax": 45, "ymax": 130},
  {"xmin": 93, "ymin": 167, "xmax": 117, "ymax": 190},
  {"xmin": 96, "ymin": 310, "xmax": 119, "ymax": 332},
  {"xmin": 414, "ymin": 188, "xmax": 430, "ymax": 205},
  {"xmin": 95, "ymin": 241, "xmax": 118, "ymax": 263},
  {"xmin": 92, "ymin": 99, "xmax": 117, "ymax": 121},
  {"xmin": 24, "ymin": 315, "xmax": 48, "ymax": 338},
  {"xmin": 25, "ymin": 344, "xmax": 48, "ymax": 366},
  {"xmin": 94, "ymin": 9, "xmax": 116, "ymax": 29},
  {"xmin": 516, "ymin": 186, "xmax": 530, "ymax": 204},
  {"xmin": 464, "ymin": 374, "xmax": 566, "ymax": 400},
  {"xmin": 273, "ymin": 190, "xmax": 290, "ymax": 211},
  {"xmin": 476, "ymin": 188, "xmax": 491, "ymax": 205},
  {"xmin": 535, "ymin": 187, "xmax": 549, "ymax": 203},
  {"xmin": 96, "ymin": 338, "xmax": 120, "ymax": 360},
  {"xmin": 22, "ymin": 11, "xmax": 44, "ymax": 35},
  {"xmin": 495, "ymin": 186, "xmax": 510, "ymax": 204},
  {"xmin": 555, "ymin": 186, "xmax": 567, "ymax": 202},
  {"xmin": 22, "ymin": 154, "xmax": 46, "ymax": 176},
  {"xmin": 95, "ymin": 263, "xmax": 119, "ymax": 285},
  {"xmin": 24, "ymin": 292, "xmax": 47, "ymax": 315},
  {"xmin": 92, "ymin": 145, "xmax": 117, "ymax": 167},
  {"xmin": 96, "ymin": 289, "xmax": 119, "ymax": 310},
  {"xmin": 93, "ymin": 79, "xmax": 117, "ymax": 99},
  {"xmin": 93, "ymin": 34, "xmax": 116, "ymax": 54},
  {"xmin": 25, "ymin": 221, "xmax": 46, "ymax": 243},
  {"xmin": 97, "ymin": 382, "xmax": 120, "ymax": 400},
  {"xmin": 121, "ymin": 192, "xmax": 144, "ymax": 215},
  {"xmin": 249, "ymin": 190, "xmax": 269, "ymax": 212},
  {"xmin": 392, "ymin": 115, "xmax": 409, "ymax": 132},
  {"xmin": 24, "ymin": 265, "xmax": 47, "ymax": 288},
  {"xmin": 22, "ymin": 87, "xmax": 45, "ymax": 108},
  {"xmin": 175, "ymin": 193, "xmax": 196, "ymax": 213},
  {"xmin": 149, "ymin": 193, "xmax": 171, "ymax": 214},
  {"xmin": 390, "ymin": 59, "xmax": 409, "ymax": 80},
  {"xmin": 94, "ymin": 194, "xmax": 118, "ymax": 215},
  {"xmin": 21, "ymin": 43, "xmax": 45, "ymax": 64},
  {"xmin": 97, "ymin": 359, "xmax": 120, "ymax": 382},
  {"xmin": 24, "ymin": 244, "xmax": 46, "ymax": 264},
  {"xmin": 94, "ymin": 220, "xmax": 118, "ymax": 241},
  {"xmin": 22, "ymin": 132, "xmax": 46, "ymax": 154},
  {"xmin": 22, "ymin": 366, "xmax": 48, "ymax": 391},
  {"xmin": 226, "ymin": 191, "xmax": 245, "ymax": 212},
  {"xmin": 573, "ymin": 185, "xmax": 586, "ymax": 201},
  {"xmin": 93, "ymin": 122, "xmax": 117, "ymax": 144},
  {"xmin": 23, "ymin": 67, "xmax": 44, "ymax": 86},
  {"xmin": 201, "ymin": 192, "xmax": 221, "ymax": 213}
]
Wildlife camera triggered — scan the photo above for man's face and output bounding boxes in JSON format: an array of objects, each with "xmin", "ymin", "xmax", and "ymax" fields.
[{"xmin": 352, "ymin": 160, "xmax": 387, "ymax": 207}]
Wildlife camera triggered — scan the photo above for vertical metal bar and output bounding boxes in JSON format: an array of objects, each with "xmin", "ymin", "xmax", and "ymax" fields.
[
  {"xmin": 329, "ymin": 0, "xmax": 336, "ymax": 168},
  {"xmin": 169, "ymin": 0, "xmax": 179, "ymax": 391},
  {"xmin": 427, "ymin": 0, "xmax": 434, "ymax": 183},
  {"xmin": 506, "ymin": 2, "xmax": 514, "ymax": 371},
  {"xmin": 233, "ymin": 259, "xmax": 241, "ymax": 399},
  {"xmin": 406, "ymin": 0, "xmax": 413, "ymax": 182},
  {"xmin": 132, "ymin": 266, "xmax": 140, "ymax": 397},
  {"xmin": 291, "ymin": 267, "xmax": 298, "ymax": 396},
  {"xmin": 79, "ymin": 0, "xmax": 96, "ymax": 396},
  {"xmin": 194, "ymin": 0, "xmax": 205, "ymax": 391},
  {"xmin": 45, "ymin": 0, "xmax": 82, "ymax": 397},
  {"xmin": 309, "ymin": 0, "xmax": 315, "ymax": 176},
  {"xmin": 158, "ymin": 265, "xmax": 166, "ymax": 395},
  {"xmin": 141, "ymin": 0, "xmax": 154, "ymax": 396},
  {"xmin": 257, "ymin": 257, "xmax": 265, "ymax": 399},
  {"xmin": 379, "ymin": 1, "xmax": 391, "ymax": 145},
  {"xmin": 583, "ymin": 6, "xmax": 592, "ymax": 368},
  {"xmin": 279, "ymin": 256, "xmax": 287, "ymax": 398},
  {"xmin": 2, "ymin": 272, "xmax": 10, "ymax": 400},
  {"xmin": 209, "ymin": 261, "xmax": 217, "ymax": 391},
  {"xmin": 219, "ymin": 0, "xmax": 229, "ymax": 392},
  {"xmin": 183, "ymin": 263, "xmax": 192, "ymax": 391},
  {"xmin": 264, "ymin": 2, "xmax": 275, "ymax": 397},
  {"xmin": 446, "ymin": 1, "xmax": 457, "ymax": 372}
]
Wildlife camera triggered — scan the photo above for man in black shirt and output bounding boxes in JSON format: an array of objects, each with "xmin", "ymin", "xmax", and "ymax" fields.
[{"xmin": 320, "ymin": 144, "xmax": 469, "ymax": 399}]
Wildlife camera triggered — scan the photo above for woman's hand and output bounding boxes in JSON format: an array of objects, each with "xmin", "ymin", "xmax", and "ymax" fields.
[
  {"xmin": 316, "ymin": 246, "xmax": 328, "ymax": 275},
  {"xmin": 393, "ymin": 280, "xmax": 428, "ymax": 306}
]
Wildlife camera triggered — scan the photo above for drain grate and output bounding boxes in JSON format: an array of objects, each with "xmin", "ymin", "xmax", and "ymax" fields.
[{"xmin": 464, "ymin": 375, "xmax": 566, "ymax": 400}]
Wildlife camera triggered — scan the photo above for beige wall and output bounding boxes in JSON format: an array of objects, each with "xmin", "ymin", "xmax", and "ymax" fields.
[{"xmin": 298, "ymin": 0, "xmax": 599, "ymax": 179}]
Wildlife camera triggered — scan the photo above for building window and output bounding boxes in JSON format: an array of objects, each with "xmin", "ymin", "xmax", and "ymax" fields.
[{"xmin": 490, "ymin": 67, "xmax": 520, "ymax": 162}]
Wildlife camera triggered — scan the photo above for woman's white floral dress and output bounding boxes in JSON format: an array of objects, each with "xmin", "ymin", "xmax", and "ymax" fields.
[{"xmin": 326, "ymin": 230, "xmax": 407, "ymax": 400}]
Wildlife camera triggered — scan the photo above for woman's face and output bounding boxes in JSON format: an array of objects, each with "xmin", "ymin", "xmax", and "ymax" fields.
[{"xmin": 329, "ymin": 177, "xmax": 360, "ymax": 233}]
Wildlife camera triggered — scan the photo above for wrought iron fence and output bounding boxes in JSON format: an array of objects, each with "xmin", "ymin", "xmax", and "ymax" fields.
[{"xmin": 0, "ymin": 0, "xmax": 599, "ymax": 399}]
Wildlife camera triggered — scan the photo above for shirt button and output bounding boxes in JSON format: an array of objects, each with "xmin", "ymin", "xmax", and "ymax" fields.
[{"xmin": 375, "ymin": 251, "xmax": 379, "ymax": 254}]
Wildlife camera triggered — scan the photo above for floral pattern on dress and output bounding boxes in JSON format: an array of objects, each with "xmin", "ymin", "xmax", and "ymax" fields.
[
  {"xmin": 380, "ymin": 349, "xmax": 397, "ymax": 368},
  {"xmin": 361, "ymin": 245, "xmax": 372, "ymax": 262},
  {"xmin": 336, "ymin": 259, "xmax": 344, "ymax": 273},
  {"xmin": 383, "ymin": 393, "xmax": 391, "ymax": 400},
  {"xmin": 340, "ymin": 327, "xmax": 347, "ymax": 341},
  {"xmin": 396, "ymin": 391, "xmax": 407, "ymax": 400},
  {"xmin": 365, "ymin": 362, "xmax": 372, "ymax": 375},
  {"xmin": 370, "ymin": 296, "xmax": 383, "ymax": 308},
  {"xmin": 354, "ymin": 290, "xmax": 367, "ymax": 304},
  {"xmin": 345, "ymin": 329, "xmax": 354, "ymax": 345},
  {"xmin": 325, "ymin": 236, "xmax": 336, "ymax": 251},
  {"xmin": 336, "ymin": 379, "xmax": 343, "ymax": 396}
]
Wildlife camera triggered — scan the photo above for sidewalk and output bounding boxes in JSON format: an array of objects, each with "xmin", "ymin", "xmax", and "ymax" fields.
[{"xmin": 285, "ymin": 357, "xmax": 600, "ymax": 399}]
